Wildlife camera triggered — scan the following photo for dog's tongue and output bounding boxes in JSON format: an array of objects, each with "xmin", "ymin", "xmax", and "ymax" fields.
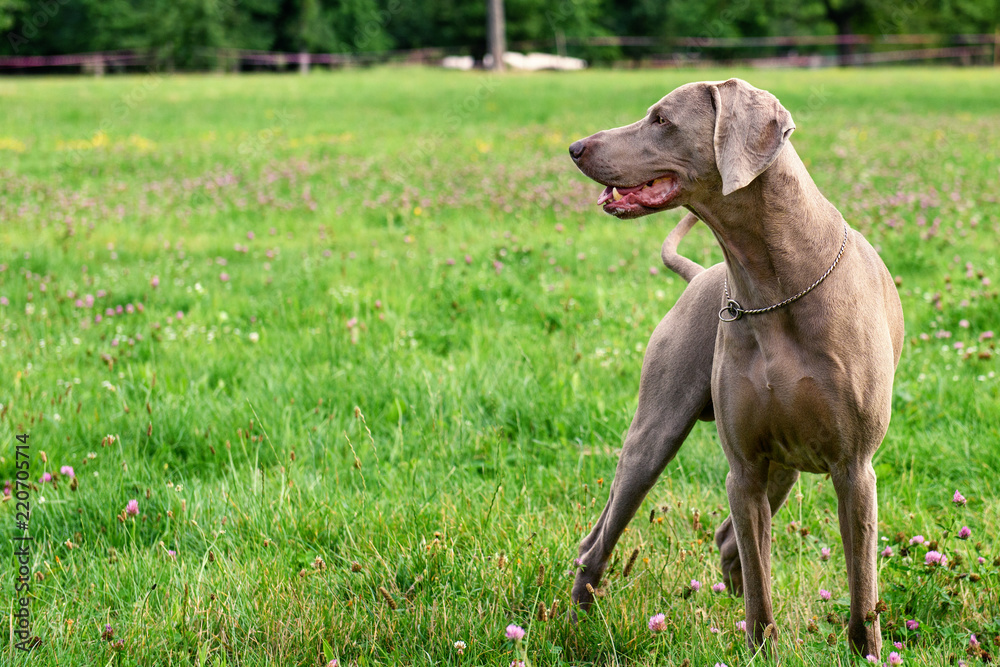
[
  {"xmin": 597, "ymin": 178, "xmax": 677, "ymax": 207},
  {"xmin": 597, "ymin": 183, "xmax": 645, "ymax": 205}
]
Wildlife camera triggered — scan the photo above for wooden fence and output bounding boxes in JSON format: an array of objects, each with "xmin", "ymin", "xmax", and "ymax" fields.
[{"xmin": 1, "ymin": 33, "xmax": 997, "ymax": 73}]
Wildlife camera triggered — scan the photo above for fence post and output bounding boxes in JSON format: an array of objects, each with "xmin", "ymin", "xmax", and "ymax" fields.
[{"xmin": 298, "ymin": 50, "xmax": 310, "ymax": 74}]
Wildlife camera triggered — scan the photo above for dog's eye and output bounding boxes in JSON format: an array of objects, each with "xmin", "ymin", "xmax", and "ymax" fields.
[{"xmin": 656, "ymin": 115, "xmax": 670, "ymax": 126}]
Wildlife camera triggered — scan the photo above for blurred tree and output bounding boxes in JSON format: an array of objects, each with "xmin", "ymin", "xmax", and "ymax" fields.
[
  {"xmin": 330, "ymin": 0, "xmax": 393, "ymax": 52},
  {"xmin": 270, "ymin": 0, "xmax": 338, "ymax": 52},
  {"xmin": 0, "ymin": 0, "xmax": 996, "ymax": 64},
  {"xmin": 0, "ymin": 0, "xmax": 25, "ymax": 33}
]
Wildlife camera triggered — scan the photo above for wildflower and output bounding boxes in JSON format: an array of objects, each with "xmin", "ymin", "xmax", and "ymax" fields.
[
  {"xmin": 60, "ymin": 466, "xmax": 74, "ymax": 478},
  {"xmin": 894, "ymin": 641, "xmax": 903, "ymax": 649},
  {"xmin": 511, "ymin": 662, "xmax": 525, "ymax": 667},
  {"xmin": 176, "ymin": 311, "xmax": 184, "ymax": 320},
  {"xmin": 346, "ymin": 317, "xmax": 357, "ymax": 329},
  {"xmin": 249, "ymin": 332, "xmax": 260, "ymax": 343},
  {"xmin": 889, "ymin": 653, "xmax": 902, "ymax": 666},
  {"xmin": 866, "ymin": 655, "xmax": 878, "ymax": 663},
  {"xmin": 219, "ymin": 272, "xmax": 230, "ymax": 282},
  {"xmin": 715, "ymin": 663, "xmax": 728, "ymax": 667},
  {"xmin": 710, "ymin": 626, "xmax": 720, "ymax": 634},
  {"xmin": 493, "ymin": 260, "xmax": 504, "ymax": 273},
  {"xmin": 649, "ymin": 266, "xmax": 659, "ymax": 275},
  {"xmin": 735, "ymin": 620, "xmax": 746, "ymax": 632},
  {"xmin": 464, "ymin": 254, "xmax": 472, "ymax": 264},
  {"xmin": 505, "ymin": 624, "xmax": 525, "ymax": 641},
  {"xmin": 41, "ymin": 472, "xmax": 52, "ymax": 483},
  {"xmin": 125, "ymin": 499, "xmax": 139, "ymax": 516},
  {"xmin": 712, "ymin": 582, "xmax": 726, "ymax": 593},
  {"xmin": 247, "ymin": 231, "xmax": 255, "ymax": 240},
  {"xmin": 690, "ymin": 579, "xmax": 702, "ymax": 592},
  {"xmin": 325, "ymin": 661, "xmax": 338, "ymax": 667},
  {"xmin": 925, "ymin": 550, "xmax": 946, "ymax": 566},
  {"xmin": 958, "ymin": 526, "xmax": 971, "ymax": 539},
  {"xmin": 981, "ymin": 331, "xmax": 994, "ymax": 341},
  {"xmin": 0, "ymin": 296, "xmax": 8, "ymax": 306},
  {"xmin": 648, "ymin": 613, "xmax": 667, "ymax": 632},
  {"xmin": 978, "ymin": 557, "xmax": 986, "ymax": 565},
  {"xmin": 101, "ymin": 624, "xmax": 114, "ymax": 641},
  {"xmin": 953, "ymin": 490, "xmax": 967, "ymax": 505},
  {"xmin": 905, "ymin": 619, "xmax": 919, "ymax": 631},
  {"xmin": 819, "ymin": 589, "xmax": 832, "ymax": 601},
  {"xmin": 909, "ymin": 535, "xmax": 925, "ymax": 545},
  {"xmin": 151, "ymin": 276, "xmax": 160, "ymax": 288},
  {"xmin": 970, "ymin": 634, "xmax": 980, "ymax": 647},
  {"xmin": 167, "ymin": 550, "xmax": 177, "ymax": 559},
  {"xmin": 881, "ymin": 546, "xmax": 894, "ymax": 558},
  {"xmin": 820, "ymin": 547, "xmax": 831, "ymax": 561},
  {"xmin": 454, "ymin": 640, "xmax": 466, "ymax": 654},
  {"xmin": 959, "ymin": 319, "xmax": 970, "ymax": 328}
]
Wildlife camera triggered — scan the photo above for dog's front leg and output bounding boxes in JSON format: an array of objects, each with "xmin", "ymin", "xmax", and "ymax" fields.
[
  {"xmin": 715, "ymin": 461, "xmax": 800, "ymax": 596},
  {"xmin": 724, "ymin": 459, "xmax": 777, "ymax": 654},
  {"xmin": 832, "ymin": 462, "xmax": 882, "ymax": 658},
  {"xmin": 571, "ymin": 266, "xmax": 721, "ymax": 613}
]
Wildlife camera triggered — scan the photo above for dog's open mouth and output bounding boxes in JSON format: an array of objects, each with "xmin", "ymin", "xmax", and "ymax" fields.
[{"xmin": 597, "ymin": 176, "xmax": 680, "ymax": 217}]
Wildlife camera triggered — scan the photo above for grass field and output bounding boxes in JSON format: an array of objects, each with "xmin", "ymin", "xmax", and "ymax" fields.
[{"xmin": 1, "ymin": 67, "xmax": 999, "ymax": 666}]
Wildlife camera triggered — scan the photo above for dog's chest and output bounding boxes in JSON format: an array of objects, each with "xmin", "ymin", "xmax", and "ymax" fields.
[{"xmin": 714, "ymin": 345, "xmax": 848, "ymax": 474}]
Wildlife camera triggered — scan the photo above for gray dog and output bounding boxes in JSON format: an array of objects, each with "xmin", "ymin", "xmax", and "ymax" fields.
[{"xmin": 567, "ymin": 78, "xmax": 903, "ymax": 658}]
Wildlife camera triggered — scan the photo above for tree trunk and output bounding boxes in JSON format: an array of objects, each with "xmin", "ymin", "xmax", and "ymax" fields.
[{"xmin": 487, "ymin": 0, "xmax": 506, "ymax": 71}]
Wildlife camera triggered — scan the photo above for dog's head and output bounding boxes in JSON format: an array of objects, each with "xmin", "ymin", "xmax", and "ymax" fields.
[{"xmin": 568, "ymin": 78, "xmax": 795, "ymax": 219}]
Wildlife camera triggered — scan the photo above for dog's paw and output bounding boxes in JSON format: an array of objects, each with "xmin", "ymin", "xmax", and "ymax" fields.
[{"xmin": 570, "ymin": 575, "xmax": 596, "ymax": 613}]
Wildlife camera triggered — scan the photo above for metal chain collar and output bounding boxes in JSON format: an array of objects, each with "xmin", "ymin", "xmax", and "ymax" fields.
[{"xmin": 719, "ymin": 223, "xmax": 850, "ymax": 323}]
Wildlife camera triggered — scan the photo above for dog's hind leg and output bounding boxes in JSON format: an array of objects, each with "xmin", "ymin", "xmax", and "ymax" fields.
[{"xmin": 571, "ymin": 264, "xmax": 722, "ymax": 612}]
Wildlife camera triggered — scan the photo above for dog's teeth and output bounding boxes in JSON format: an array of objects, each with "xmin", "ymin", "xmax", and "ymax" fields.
[
  {"xmin": 612, "ymin": 188, "xmax": 623, "ymax": 201},
  {"xmin": 652, "ymin": 177, "xmax": 669, "ymax": 185}
]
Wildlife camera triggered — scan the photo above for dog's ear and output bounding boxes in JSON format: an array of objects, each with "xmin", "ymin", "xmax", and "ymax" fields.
[{"xmin": 709, "ymin": 79, "xmax": 795, "ymax": 196}]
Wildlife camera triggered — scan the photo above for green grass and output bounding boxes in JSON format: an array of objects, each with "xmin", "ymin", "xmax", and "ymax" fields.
[{"xmin": 0, "ymin": 67, "xmax": 998, "ymax": 666}]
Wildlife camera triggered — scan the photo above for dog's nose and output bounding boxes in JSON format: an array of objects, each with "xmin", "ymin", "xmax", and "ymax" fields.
[{"xmin": 568, "ymin": 140, "xmax": 586, "ymax": 161}]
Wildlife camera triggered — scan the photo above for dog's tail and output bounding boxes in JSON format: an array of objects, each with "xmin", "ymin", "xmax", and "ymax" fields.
[{"xmin": 661, "ymin": 212, "xmax": 705, "ymax": 283}]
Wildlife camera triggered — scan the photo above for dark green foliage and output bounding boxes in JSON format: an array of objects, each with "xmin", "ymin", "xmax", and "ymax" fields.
[{"xmin": 2, "ymin": 0, "xmax": 999, "ymax": 62}]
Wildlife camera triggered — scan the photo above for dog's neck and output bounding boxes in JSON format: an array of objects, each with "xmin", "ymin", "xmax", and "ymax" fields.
[{"xmin": 687, "ymin": 143, "xmax": 846, "ymax": 311}]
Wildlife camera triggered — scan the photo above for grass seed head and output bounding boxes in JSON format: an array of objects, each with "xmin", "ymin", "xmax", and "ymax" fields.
[
  {"xmin": 623, "ymin": 547, "xmax": 639, "ymax": 578},
  {"xmin": 379, "ymin": 586, "xmax": 397, "ymax": 610}
]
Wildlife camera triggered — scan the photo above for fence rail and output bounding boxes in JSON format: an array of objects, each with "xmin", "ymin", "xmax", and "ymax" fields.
[{"xmin": 1, "ymin": 33, "xmax": 997, "ymax": 73}]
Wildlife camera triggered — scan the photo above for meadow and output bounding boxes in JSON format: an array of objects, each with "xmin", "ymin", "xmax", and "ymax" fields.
[{"xmin": 0, "ymin": 67, "xmax": 998, "ymax": 666}]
